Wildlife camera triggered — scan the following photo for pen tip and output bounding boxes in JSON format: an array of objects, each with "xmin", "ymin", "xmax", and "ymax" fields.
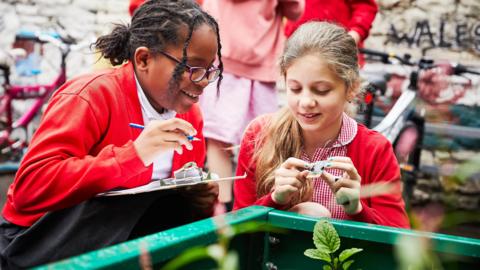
[{"xmin": 186, "ymin": 135, "xmax": 201, "ymax": 142}]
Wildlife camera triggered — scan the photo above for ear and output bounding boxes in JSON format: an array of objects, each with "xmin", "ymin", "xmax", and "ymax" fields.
[{"xmin": 134, "ymin": 46, "xmax": 152, "ymax": 72}]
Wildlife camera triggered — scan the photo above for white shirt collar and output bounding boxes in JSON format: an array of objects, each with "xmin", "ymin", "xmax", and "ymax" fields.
[{"xmin": 332, "ymin": 113, "xmax": 358, "ymax": 147}]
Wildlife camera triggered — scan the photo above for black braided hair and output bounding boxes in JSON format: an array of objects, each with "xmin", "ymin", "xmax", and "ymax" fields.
[
  {"xmin": 203, "ymin": 11, "xmax": 223, "ymax": 93},
  {"xmin": 95, "ymin": 0, "xmax": 223, "ymax": 90}
]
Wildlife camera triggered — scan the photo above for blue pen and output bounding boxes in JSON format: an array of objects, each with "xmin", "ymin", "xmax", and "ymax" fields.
[{"xmin": 129, "ymin": 123, "xmax": 201, "ymax": 141}]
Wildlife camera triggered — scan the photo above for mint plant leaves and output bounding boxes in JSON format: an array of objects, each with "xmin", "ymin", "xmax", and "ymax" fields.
[
  {"xmin": 313, "ymin": 220, "xmax": 341, "ymax": 253},
  {"xmin": 304, "ymin": 220, "xmax": 363, "ymax": 270}
]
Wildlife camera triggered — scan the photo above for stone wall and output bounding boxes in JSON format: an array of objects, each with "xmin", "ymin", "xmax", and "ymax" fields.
[
  {"xmin": 366, "ymin": 1, "xmax": 480, "ymax": 211},
  {"xmin": 414, "ymin": 151, "xmax": 480, "ymax": 211},
  {"xmin": 0, "ymin": 0, "xmax": 130, "ymax": 42},
  {"xmin": 0, "ymin": 0, "xmax": 130, "ymax": 79},
  {"xmin": 2, "ymin": 0, "xmax": 479, "ymax": 76},
  {"xmin": 367, "ymin": 0, "xmax": 480, "ymax": 64}
]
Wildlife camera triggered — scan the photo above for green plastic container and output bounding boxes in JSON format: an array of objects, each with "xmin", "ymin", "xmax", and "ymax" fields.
[{"xmin": 35, "ymin": 206, "xmax": 480, "ymax": 270}]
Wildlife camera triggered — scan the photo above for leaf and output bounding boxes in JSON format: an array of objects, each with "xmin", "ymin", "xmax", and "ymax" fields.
[
  {"xmin": 313, "ymin": 220, "xmax": 340, "ymax": 253},
  {"xmin": 160, "ymin": 246, "xmax": 210, "ymax": 270},
  {"xmin": 220, "ymin": 251, "xmax": 239, "ymax": 270},
  {"xmin": 232, "ymin": 221, "xmax": 286, "ymax": 236},
  {"xmin": 207, "ymin": 244, "xmax": 225, "ymax": 261},
  {"xmin": 339, "ymin": 248, "xmax": 363, "ymax": 262},
  {"xmin": 342, "ymin": 259, "xmax": 354, "ymax": 270},
  {"xmin": 323, "ymin": 265, "xmax": 333, "ymax": 270},
  {"xmin": 333, "ymin": 257, "xmax": 339, "ymax": 269},
  {"xmin": 304, "ymin": 249, "xmax": 331, "ymax": 262}
]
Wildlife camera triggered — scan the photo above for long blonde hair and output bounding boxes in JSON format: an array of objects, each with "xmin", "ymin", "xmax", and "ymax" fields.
[{"xmin": 254, "ymin": 22, "xmax": 360, "ymax": 207}]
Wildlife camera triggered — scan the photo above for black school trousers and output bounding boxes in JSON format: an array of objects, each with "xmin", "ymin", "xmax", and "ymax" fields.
[{"xmin": 0, "ymin": 190, "xmax": 204, "ymax": 269}]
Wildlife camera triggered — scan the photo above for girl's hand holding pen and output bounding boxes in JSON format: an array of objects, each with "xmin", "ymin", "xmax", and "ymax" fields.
[
  {"xmin": 129, "ymin": 123, "xmax": 201, "ymax": 142},
  {"xmin": 132, "ymin": 119, "xmax": 197, "ymax": 166}
]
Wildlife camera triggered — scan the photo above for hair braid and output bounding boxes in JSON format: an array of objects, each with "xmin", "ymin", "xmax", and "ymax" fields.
[
  {"xmin": 95, "ymin": 0, "xmax": 223, "ymax": 92},
  {"xmin": 203, "ymin": 13, "xmax": 223, "ymax": 95}
]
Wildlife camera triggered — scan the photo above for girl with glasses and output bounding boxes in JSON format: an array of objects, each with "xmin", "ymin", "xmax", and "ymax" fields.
[
  {"xmin": 233, "ymin": 22, "xmax": 410, "ymax": 229},
  {"xmin": 0, "ymin": 1, "xmax": 222, "ymax": 268}
]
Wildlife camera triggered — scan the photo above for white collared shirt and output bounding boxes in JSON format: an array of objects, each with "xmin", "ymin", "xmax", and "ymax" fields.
[{"xmin": 135, "ymin": 74, "xmax": 176, "ymax": 180}]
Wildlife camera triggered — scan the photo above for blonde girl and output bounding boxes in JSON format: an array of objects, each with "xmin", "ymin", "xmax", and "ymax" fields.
[{"xmin": 233, "ymin": 22, "xmax": 409, "ymax": 228}]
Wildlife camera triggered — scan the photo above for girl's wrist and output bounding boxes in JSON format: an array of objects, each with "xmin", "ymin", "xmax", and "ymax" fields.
[
  {"xmin": 347, "ymin": 201, "xmax": 363, "ymax": 215},
  {"xmin": 354, "ymin": 202, "xmax": 363, "ymax": 214},
  {"xmin": 271, "ymin": 191, "xmax": 287, "ymax": 205}
]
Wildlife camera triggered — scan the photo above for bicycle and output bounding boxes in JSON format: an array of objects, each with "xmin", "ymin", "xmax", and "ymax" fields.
[
  {"xmin": 0, "ymin": 30, "xmax": 92, "ymax": 167},
  {"xmin": 358, "ymin": 48, "xmax": 480, "ymax": 205}
]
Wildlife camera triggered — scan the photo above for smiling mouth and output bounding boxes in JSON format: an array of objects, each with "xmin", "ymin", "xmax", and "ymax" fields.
[
  {"xmin": 299, "ymin": 113, "xmax": 321, "ymax": 118},
  {"xmin": 181, "ymin": 89, "xmax": 200, "ymax": 99}
]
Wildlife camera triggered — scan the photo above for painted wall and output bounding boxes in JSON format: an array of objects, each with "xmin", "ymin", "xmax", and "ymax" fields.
[{"xmin": 368, "ymin": 0, "xmax": 480, "ymax": 63}]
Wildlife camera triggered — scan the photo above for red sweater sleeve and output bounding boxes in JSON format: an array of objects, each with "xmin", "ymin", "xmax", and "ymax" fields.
[
  {"xmin": 128, "ymin": 0, "xmax": 144, "ymax": 16},
  {"xmin": 10, "ymin": 93, "xmax": 150, "ymax": 216},
  {"xmin": 349, "ymin": 129, "xmax": 410, "ymax": 228},
  {"xmin": 347, "ymin": 0, "xmax": 378, "ymax": 41},
  {"xmin": 233, "ymin": 116, "xmax": 284, "ymax": 210}
]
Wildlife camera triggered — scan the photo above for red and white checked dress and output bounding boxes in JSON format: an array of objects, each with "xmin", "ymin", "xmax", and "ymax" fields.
[{"xmin": 300, "ymin": 113, "xmax": 358, "ymax": 219}]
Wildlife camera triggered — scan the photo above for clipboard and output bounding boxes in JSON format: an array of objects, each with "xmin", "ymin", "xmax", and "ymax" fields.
[{"xmin": 96, "ymin": 173, "xmax": 247, "ymax": 197}]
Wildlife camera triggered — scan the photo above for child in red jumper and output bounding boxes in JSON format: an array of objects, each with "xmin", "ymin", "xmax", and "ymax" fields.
[
  {"xmin": 284, "ymin": 0, "xmax": 377, "ymax": 44},
  {"xmin": 0, "ymin": 1, "xmax": 223, "ymax": 268},
  {"xmin": 234, "ymin": 22, "xmax": 410, "ymax": 229},
  {"xmin": 285, "ymin": 0, "xmax": 377, "ymax": 66},
  {"xmin": 200, "ymin": 0, "xmax": 304, "ymax": 211}
]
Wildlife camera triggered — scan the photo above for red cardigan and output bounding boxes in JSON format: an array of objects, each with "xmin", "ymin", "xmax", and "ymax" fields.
[
  {"xmin": 285, "ymin": 0, "xmax": 378, "ymax": 41},
  {"xmin": 3, "ymin": 63, "xmax": 206, "ymax": 227},
  {"xmin": 233, "ymin": 115, "xmax": 410, "ymax": 228}
]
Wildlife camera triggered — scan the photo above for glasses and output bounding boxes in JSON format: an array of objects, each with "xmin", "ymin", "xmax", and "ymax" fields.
[{"xmin": 159, "ymin": 51, "xmax": 220, "ymax": 83}]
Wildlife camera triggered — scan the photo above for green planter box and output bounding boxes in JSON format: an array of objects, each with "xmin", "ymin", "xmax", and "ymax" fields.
[{"xmin": 35, "ymin": 206, "xmax": 480, "ymax": 270}]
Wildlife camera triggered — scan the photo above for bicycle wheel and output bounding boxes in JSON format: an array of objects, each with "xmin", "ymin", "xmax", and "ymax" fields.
[{"xmin": 394, "ymin": 122, "xmax": 420, "ymax": 164}]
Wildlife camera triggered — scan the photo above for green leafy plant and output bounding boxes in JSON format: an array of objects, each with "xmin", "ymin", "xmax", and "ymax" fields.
[
  {"xmin": 304, "ymin": 220, "xmax": 363, "ymax": 270},
  {"xmin": 160, "ymin": 221, "xmax": 284, "ymax": 270}
]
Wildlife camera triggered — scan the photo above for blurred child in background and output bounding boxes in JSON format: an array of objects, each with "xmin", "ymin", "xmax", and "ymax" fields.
[
  {"xmin": 285, "ymin": 0, "xmax": 377, "ymax": 65},
  {"xmin": 200, "ymin": 0, "xmax": 304, "ymax": 211}
]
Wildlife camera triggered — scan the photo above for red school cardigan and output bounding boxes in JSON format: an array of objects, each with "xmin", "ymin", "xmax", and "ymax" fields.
[
  {"xmin": 3, "ymin": 62, "xmax": 206, "ymax": 227},
  {"xmin": 284, "ymin": 0, "xmax": 378, "ymax": 42},
  {"xmin": 233, "ymin": 115, "xmax": 410, "ymax": 229}
]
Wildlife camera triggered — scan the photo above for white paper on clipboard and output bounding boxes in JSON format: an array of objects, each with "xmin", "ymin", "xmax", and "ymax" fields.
[{"xmin": 96, "ymin": 173, "xmax": 246, "ymax": 197}]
